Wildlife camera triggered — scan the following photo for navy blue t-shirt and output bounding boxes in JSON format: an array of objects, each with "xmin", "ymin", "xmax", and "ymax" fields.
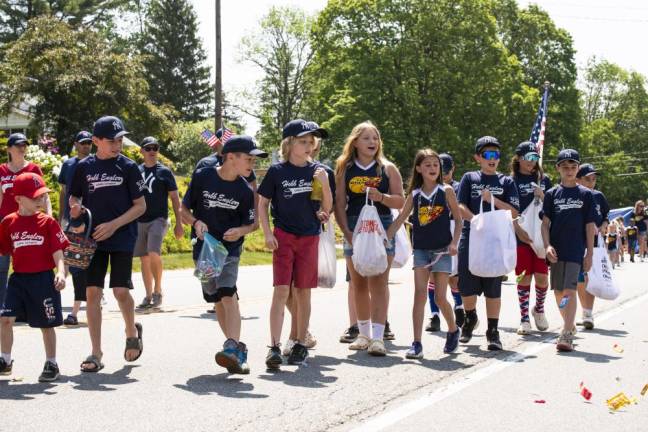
[
  {"xmin": 591, "ymin": 190, "xmax": 609, "ymax": 228},
  {"xmin": 183, "ymin": 167, "xmax": 255, "ymax": 259},
  {"xmin": 58, "ymin": 156, "xmax": 89, "ymax": 221},
  {"xmin": 457, "ymin": 171, "xmax": 520, "ymax": 232},
  {"xmin": 543, "ymin": 184, "xmax": 597, "ymax": 264},
  {"xmin": 344, "ymin": 161, "xmax": 391, "ymax": 217},
  {"xmin": 69, "ymin": 154, "xmax": 144, "ymax": 252},
  {"xmin": 411, "ymin": 186, "xmax": 452, "ymax": 250},
  {"xmin": 138, "ymin": 162, "xmax": 178, "ymax": 223},
  {"xmin": 257, "ymin": 161, "xmax": 323, "ymax": 236},
  {"xmin": 629, "ymin": 212, "xmax": 647, "ymax": 233},
  {"xmin": 514, "ymin": 173, "xmax": 552, "ymax": 213},
  {"xmin": 195, "ymin": 154, "xmax": 256, "ymax": 183}
]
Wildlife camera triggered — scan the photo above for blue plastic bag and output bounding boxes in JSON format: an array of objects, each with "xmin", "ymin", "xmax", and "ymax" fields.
[{"xmin": 193, "ymin": 233, "xmax": 229, "ymax": 283}]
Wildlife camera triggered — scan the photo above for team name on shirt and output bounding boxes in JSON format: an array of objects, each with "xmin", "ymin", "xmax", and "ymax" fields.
[
  {"xmin": 554, "ymin": 198, "xmax": 584, "ymax": 211},
  {"xmin": 0, "ymin": 174, "xmax": 15, "ymax": 192},
  {"xmin": 10, "ymin": 231, "xmax": 45, "ymax": 247},
  {"xmin": 281, "ymin": 178, "xmax": 313, "ymax": 198},
  {"xmin": 202, "ymin": 191, "xmax": 241, "ymax": 210},
  {"xmin": 470, "ymin": 183, "xmax": 504, "ymax": 198},
  {"xmin": 86, "ymin": 173, "xmax": 125, "ymax": 192},
  {"xmin": 518, "ymin": 182, "xmax": 547, "ymax": 196}
]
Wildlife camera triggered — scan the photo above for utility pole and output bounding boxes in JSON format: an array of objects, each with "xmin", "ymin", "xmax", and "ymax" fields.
[{"xmin": 215, "ymin": 0, "xmax": 222, "ymax": 131}]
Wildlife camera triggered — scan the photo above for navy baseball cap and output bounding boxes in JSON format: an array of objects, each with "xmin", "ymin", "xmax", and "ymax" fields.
[
  {"xmin": 439, "ymin": 153, "xmax": 454, "ymax": 173},
  {"xmin": 556, "ymin": 148, "xmax": 580, "ymax": 165},
  {"xmin": 577, "ymin": 163, "xmax": 599, "ymax": 178},
  {"xmin": 474, "ymin": 136, "xmax": 501, "ymax": 154},
  {"xmin": 93, "ymin": 116, "xmax": 129, "ymax": 139},
  {"xmin": 282, "ymin": 119, "xmax": 328, "ymax": 139},
  {"xmin": 7, "ymin": 133, "xmax": 28, "ymax": 147},
  {"xmin": 75, "ymin": 131, "xmax": 92, "ymax": 143},
  {"xmin": 141, "ymin": 136, "xmax": 159, "ymax": 147},
  {"xmin": 515, "ymin": 141, "xmax": 539, "ymax": 157},
  {"xmin": 221, "ymin": 135, "xmax": 268, "ymax": 158}
]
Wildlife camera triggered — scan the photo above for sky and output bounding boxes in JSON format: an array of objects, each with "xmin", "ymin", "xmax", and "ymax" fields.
[{"xmin": 189, "ymin": 0, "xmax": 648, "ymax": 135}]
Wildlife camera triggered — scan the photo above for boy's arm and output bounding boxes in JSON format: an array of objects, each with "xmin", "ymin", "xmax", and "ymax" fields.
[
  {"xmin": 258, "ymin": 195, "xmax": 277, "ymax": 250},
  {"xmin": 52, "ymin": 249, "xmax": 66, "ymax": 290},
  {"xmin": 58, "ymin": 185, "xmax": 66, "ymax": 224},
  {"xmin": 169, "ymin": 190, "xmax": 185, "ymax": 240},
  {"xmin": 583, "ymin": 221, "xmax": 596, "ymax": 272},
  {"xmin": 92, "ymin": 196, "xmax": 146, "ymax": 242},
  {"xmin": 541, "ymin": 215, "xmax": 557, "ymax": 263}
]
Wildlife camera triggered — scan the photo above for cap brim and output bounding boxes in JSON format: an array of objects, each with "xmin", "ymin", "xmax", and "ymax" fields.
[
  {"xmin": 77, "ymin": 138, "xmax": 92, "ymax": 143},
  {"xmin": 249, "ymin": 149, "xmax": 269, "ymax": 158},
  {"xmin": 557, "ymin": 159, "xmax": 579, "ymax": 165},
  {"xmin": 114, "ymin": 131, "xmax": 130, "ymax": 139},
  {"xmin": 9, "ymin": 139, "xmax": 28, "ymax": 146},
  {"xmin": 523, "ymin": 152, "xmax": 540, "ymax": 158},
  {"xmin": 30, "ymin": 187, "xmax": 51, "ymax": 199}
]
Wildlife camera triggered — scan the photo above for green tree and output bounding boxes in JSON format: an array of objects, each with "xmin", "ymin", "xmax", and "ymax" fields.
[{"xmin": 139, "ymin": 0, "xmax": 212, "ymax": 121}]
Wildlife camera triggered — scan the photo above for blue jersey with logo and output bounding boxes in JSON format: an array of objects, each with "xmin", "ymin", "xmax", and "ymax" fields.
[
  {"xmin": 513, "ymin": 173, "xmax": 552, "ymax": 213},
  {"xmin": 457, "ymin": 171, "xmax": 520, "ymax": 232},
  {"xmin": 411, "ymin": 186, "xmax": 452, "ymax": 250},
  {"xmin": 344, "ymin": 160, "xmax": 391, "ymax": 217},
  {"xmin": 138, "ymin": 162, "xmax": 178, "ymax": 223}
]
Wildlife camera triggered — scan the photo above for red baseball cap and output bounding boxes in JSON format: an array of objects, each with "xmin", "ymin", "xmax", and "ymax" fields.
[{"xmin": 13, "ymin": 172, "xmax": 51, "ymax": 199}]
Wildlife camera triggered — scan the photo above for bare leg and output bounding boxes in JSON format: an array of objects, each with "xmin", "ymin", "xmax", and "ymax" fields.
[
  {"xmin": 286, "ymin": 287, "xmax": 297, "ymax": 340},
  {"xmin": 294, "ymin": 288, "xmax": 312, "ymax": 343},
  {"xmin": 555, "ymin": 289, "xmax": 577, "ymax": 331},
  {"xmin": 269, "ymin": 285, "xmax": 290, "ymax": 346},
  {"xmin": 140, "ymin": 256, "xmax": 153, "ymax": 299},
  {"xmin": 433, "ymin": 272, "xmax": 457, "ymax": 332},
  {"xmin": 149, "ymin": 252, "xmax": 164, "ymax": 295},
  {"xmin": 220, "ymin": 296, "xmax": 241, "ymax": 341},
  {"xmin": 412, "ymin": 268, "xmax": 429, "ymax": 342},
  {"xmin": 214, "ymin": 302, "xmax": 228, "ymax": 335},
  {"xmin": 348, "ymin": 280, "xmax": 357, "ymax": 326},
  {"xmin": 41, "ymin": 328, "xmax": 56, "ymax": 359},
  {"xmin": 86, "ymin": 287, "xmax": 103, "ymax": 361},
  {"xmin": 113, "ymin": 287, "xmax": 138, "ymax": 361},
  {"xmin": 0, "ymin": 317, "xmax": 15, "ymax": 354}
]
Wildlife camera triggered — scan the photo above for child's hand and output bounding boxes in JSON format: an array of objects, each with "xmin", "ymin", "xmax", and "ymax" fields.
[
  {"xmin": 223, "ymin": 227, "xmax": 244, "ymax": 242},
  {"xmin": 448, "ymin": 243, "xmax": 458, "ymax": 256},
  {"xmin": 481, "ymin": 189, "xmax": 492, "ymax": 202},
  {"xmin": 314, "ymin": 167, "xmax": 328, "ymax": 183},
  {"xmin": 546, "ymin": 245, "xmax": 558, "ymax": 263},
  {"xmin": 194, "ymin": 220, "xmax": 208, "ymax": 240},
  {"xmin": 174, "ymin": 223, "xmax": 185, "ymax": 240},
  {"xmin": 583, "ymin": 253, "xmax": 593, "ymax": 273},
  {"xmin": 93, "ymin": 221, "xmax": 118, "ymax": 241},
  {"xmin": 54, "ymin": 274, "xmax": 66, "ymax": 291},
  {"xmin": 385, "ymin": 226, "xmax": 396, "ymax": 241},
  {"xmin": 265, "ymin": 234, "xmax": 279, "ymax": 251},
  {"xmin": 367, "ymin": 187, "xmax": 383, "ymax": 202},
  {"xmin": 316, "ymin": 210, "xmax": 330, "ymax": 223}
]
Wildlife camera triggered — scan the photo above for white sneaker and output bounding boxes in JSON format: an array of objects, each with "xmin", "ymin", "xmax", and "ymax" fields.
[
  {"xmin": 532, "ymin": 308, "xmax": 549, "ymax": 331},
  {"xmin": 583, "ymin": 315, "xmax": 594, "ymax": 330},
  {"xmin": 517, "ymin": 321, "xmax": 532, "ymax": 335},
  {"xmin": 283, "ymin": 340, "xmax": 295, "ymax": 356},
  {"xmin": 368, "ymin": 339, "xmax": 387, "ymax": 356},
  {"xmin": 304, "ymin": 331, "xmax": 317, "ymax": 348},
  {"xmin": 349, "ymin": 335, "xmax": 370, "ymax": 351}
]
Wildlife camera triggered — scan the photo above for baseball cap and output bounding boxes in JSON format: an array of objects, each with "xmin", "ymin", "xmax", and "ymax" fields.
[
  {"xmin": 577, "ymin": 163, "xmax": 599, "ymax": 178},
  {"xmin": 474, "ymin": 136, "xmax": 501, "ymax": 154},
  {"xmin": 439, "ymin": 153, "xmax": 454, "ymax": 173},
  {"xmin": 515, "ymin": 141, "xmax": 539, "ymax": 157},
  {"xmin": 13, "ymin": 172, "xmax": 51, "ymax": 199},
  {"xmin": 141, "ymin": 136, "xmax": 159, "ymax": 147},
  {"xmin": 7, "ymin": 133, "xmax": 28, "ymax": 147},
  {"xmin": 282, "ymin": 119, "xmax": 329, "ymax": 139},
  {"xmin": 75, "ymin": 131, "xmax": 92, "ymax": 143},
  {"xmin": 556, "ymin": 148, "xmax": 580, "ymax": 165},
  {"xmin": 93, "ymin": 116, "xmax": 129, "ymax": 139},
  {"xmin": 221, "ymin": 135, "xmax": 268, "ymax": 158}
]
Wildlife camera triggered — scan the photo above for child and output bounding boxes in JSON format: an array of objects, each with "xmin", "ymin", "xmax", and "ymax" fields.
[
  {"xmin": 616, "ymin": 217, "xmax": 626, "ymax": 263},
  {"xmin": 542, "ymin": 149, "xmax": 596, "ymax": 352},
  {"xmin": 258, "ymin": 120, "xmax": 332, "ymax": 369},
  {"xmin": 510, "ymin": 141, "xmax": 553, "ymax": 335},
  {"xmin": 629, "ymin": 201, "xmax": 647, "ymax": 261},
  {"xmin": 182, "ymin": 135, "xmax": 267, "ymax": 374},
  {"xmin": 0, "ymin": 173, "xmax": 68, "ymax": 381},
  {"xmin": 607, "ymin": 223, "xmax": 619, "ymax": 268},
  {"xmin": 457, "ymin": 136, "xmax": 520, "ymax": 351},
  {"xmin": 388, "ymin": 150, "xmax": 462, "ymax": 359},
  {"xmin": 625, "ymin": 222, "xmax": 638, "ymax": 262}
]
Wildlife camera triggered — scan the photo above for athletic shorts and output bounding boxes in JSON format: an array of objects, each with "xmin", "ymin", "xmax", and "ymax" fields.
[
  {"xmin": 134, "ymin": 218, "xmax": 169, "ymax": 257},
  {"xmin": 199, "ymin": 254, "xmax": 240, "ymax": 303},
  {"xmin": 273, "ymin": 227, "xmax": 318, "ymax": 289},
  {"xmin": 457, "ymin": 231, "xmax": 502, "ymax": 298},
  {"xmin": 86, "ymin": 250, "xmax": 134, "ymax": 289},
  {"xmin": 413, "ymin": 249, "xmax": 452, "ymax": 273},
  {"xmin": 550, "ymin": 261, "xmax": 581, "ymax": 291},
  {"xmin": 71, "ymin": 268, "xmax": 87, "ymax": 302},
  {"xmin": 343, "ymin": 214, "xmax": 396, "ymax": 257},
  {"xmin": 0, "ymin": 271, "xmax": 62, "ymax": 328},
  {"xmin": 515, "ymin": 244, "xmax": 549, "ymax": 276}
]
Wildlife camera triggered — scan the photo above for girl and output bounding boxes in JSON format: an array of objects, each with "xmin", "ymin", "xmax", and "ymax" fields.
[
  {"xmin": 607, "ymin": 223, "xmax": 619, "ymax": 268},
  {"xmin": 334, "ymin": 121, "xmax": 404, "ymax": 356},
  {"xmin": 629, "ymin": 201, "xmax": 647, "ymax": 262},
  {"xmin": 387, "ymin": 150, "xmax": 462, "ymax": 359},
  {"xmin": 510, "ymin": 141, "xmax": 552, "ymax": 335}
]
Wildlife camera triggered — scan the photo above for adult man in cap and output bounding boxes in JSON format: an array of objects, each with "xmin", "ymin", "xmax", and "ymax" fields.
[
  {"xmin": 69, "ymin": 115, "xmax": 146, "ymax": 371},
  {"xmin": 135, "ymin": 137, "xmax": 184, "ymax": 310}
]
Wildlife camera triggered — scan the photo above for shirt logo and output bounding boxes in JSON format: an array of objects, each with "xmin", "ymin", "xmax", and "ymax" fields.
[
  {"xmin": 348, "ymin": 176, "xmax": 381, "ymax": 194},
  {"xmin": 518, "ymin": 182, "xmax": 546, "ymax": 196},
  {"xmin": 554, "ymin": 198, "xmax": 584, "ymax": 211},
  {"xmin": 418, "ymin": 205, "xmax": 444, "ymax": 226},
  {"xmin": 56, "ymin": 230, "xmax": 67, "ymax": 244},
  {"xmin": 10, "ymin": 231, "xmax": 45, "ymax": 248},
  {"xmin": 202, "ymin": 191, "xmax": 240, "ymax": 210},
  {"xmin": 86, "ymin": 173, "xmax": 124, "ymax": 192},
  {"xmin": 470, "ymin": 183, "xmax": 504, "ymax": 198},
  {"xmin": 281, "ymin": 179, "xmax": 312, "ymax": 199},
  {"xmin": 141, "ymin": 172, "xmax": 156, "ymax": 193}
]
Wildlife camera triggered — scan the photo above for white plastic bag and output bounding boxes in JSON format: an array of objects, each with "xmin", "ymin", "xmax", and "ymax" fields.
[
  {"xmin": 518, "ymin": 198, "xmax": 546, "ymax": 258},
  {"xmin": 352, "ymin": 192, "xmax": 388, "ymax": 277},
  {"xmin": 317, "ymin": 220, "xmax": 337, "ymax": 288},
  {"xmin": 390, "ymin": 209, "xmax": 412, "ymax": 269},
  {"xmin": 586, "ymin": 236, "xmax": 620, "ymax": 300},
  {"xmin": 468, "ymin": 195, "xmax": 517, "ymax": 277}
]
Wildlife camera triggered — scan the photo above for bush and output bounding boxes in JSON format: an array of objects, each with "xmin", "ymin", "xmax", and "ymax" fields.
[
  {"xmin": 24, "ymin": 145, "xmax": 64, "ymax": 219},
  {"xmin": 166, "ymin": 120, "xmax": 220, "ymax": 175}
]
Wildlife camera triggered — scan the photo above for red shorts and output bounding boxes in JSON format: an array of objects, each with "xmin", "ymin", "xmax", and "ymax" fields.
[
  {"xmin": 515, "ymin": 244, "xmax": 548, "ymax": 276},
  {"xmin": 273, "ymin": 227, "xmax": 319, "ymax": 289}
]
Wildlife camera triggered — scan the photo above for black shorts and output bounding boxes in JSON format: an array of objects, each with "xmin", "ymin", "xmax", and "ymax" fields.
[
  {"xmin": 86, "ymin": 250, "xmax": 134, "ymax": 289},
  {"xmin": 0, "ymin": 271, "xmax": 62, "ymax": 328},
  {"xmin": 202, "ymin": 286, "xmax": 238, "ymax": 303},
  {"xmin": 71, "ymin": 269, "xmax": 87, "ymax": 302},
  {"xmin": 457, "ymin": 234, "xmax": 502, "ymax": 299}
]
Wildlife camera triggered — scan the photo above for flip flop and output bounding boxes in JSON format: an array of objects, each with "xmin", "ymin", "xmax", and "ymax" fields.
[
  {"xmin": 124, "ymin": 322, "xmax": 143, "ymax": 362},
  {"xmin": 80, "ymin": 355, "xmax": 104, "ymax": 373}
]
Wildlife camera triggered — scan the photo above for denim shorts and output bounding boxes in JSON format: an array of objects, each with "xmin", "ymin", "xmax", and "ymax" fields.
[
  {"xmin": 413, "ymin": 249, "xmax": 452, "ymax": 273},
  {"xmin": 343, "ymin": 213, "xmax": 395, "ymax": 257}
]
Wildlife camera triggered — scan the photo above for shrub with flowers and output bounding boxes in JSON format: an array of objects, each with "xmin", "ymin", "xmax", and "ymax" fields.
[{"xmin": 25, "ymin": 144, "xmax": 65, "ymax": 218}]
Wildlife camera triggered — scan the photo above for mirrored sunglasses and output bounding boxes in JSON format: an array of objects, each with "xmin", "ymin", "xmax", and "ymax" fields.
[
  {"xmin": 481, "ymin": 150, "xmax": 500, "ymax": 161},
  {"xmin": 522, "ymin": 153, "xmax": 540, "ymax": 162}
]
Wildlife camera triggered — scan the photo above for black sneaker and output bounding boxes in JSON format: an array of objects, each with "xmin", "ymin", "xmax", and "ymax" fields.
[
  {"xmin": 63, "ymin": 314, "xmax": 78, "ymax": 326},
  {"xmin": 383, "ymin": 321, "xmax": 395, "ymax": 340},
  {"xmin": 339, "ymin": 324, "xmax": 359, "ymax": 343},
  {"xmin": 486, "ymin": 329, "xmax": 503, "ymax": 351},
  {"xmin": 38, "ymin": 361, "xmax": 59, "ymax": 382},
  {"xmin": 459, "ymin": 315, "xmax": 479, "ymax": 343},
  {"xmin": 287, "ymin": 343, "xmax": 309, "ymax": 365},
  {"xmin": 454, "ymin": 308, "xmax": 465, "ymax": 327},
  {"xmin": 425, "ymin": 315, "xmax": 441, "ymax": 332},
  {"xmin": 265, "ymin": 346, "xmax": 283, "ymax": 370},
  {"xmin": 444, "ymin": 329, "xmax": 461, "ymax": 354},
  {"xmin": 0, "ymin": 358, "xmax": 13, "ymax": 375}
]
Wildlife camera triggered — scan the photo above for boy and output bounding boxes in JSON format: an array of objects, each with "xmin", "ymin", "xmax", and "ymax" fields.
[
  {"xmin": 181, "ymin": 135, "xmax": 267, "ymax": 374},
  {"xmin": 542, "ymin": 149, "xmax": 596, "ymax": 352},
  {"xmin": 0, "ymin": 173, "xmax": 68, "ymax": 381}
]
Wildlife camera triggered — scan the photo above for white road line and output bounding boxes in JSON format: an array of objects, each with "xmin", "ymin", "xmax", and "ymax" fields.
[{"xmin": 350, "ymin": 291, "xmax": 648, "ymax": 432}]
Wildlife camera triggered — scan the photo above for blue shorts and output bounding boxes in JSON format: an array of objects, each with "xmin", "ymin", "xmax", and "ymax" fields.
[
  {"xmin": 343, "ymin": 213, "xmax": 395, "ymax": 257},
  {"xmin": 413, "ymin": 249, "xmax": 452, "ymax": 273},
  {"xmin": 0, "ymin": 271, "xmax": 62, "ymax": 328}
]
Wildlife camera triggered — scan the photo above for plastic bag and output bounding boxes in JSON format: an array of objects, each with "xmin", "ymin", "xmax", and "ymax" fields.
[
  {"xmin": 586, "ymin": 235, "xmax": 620, "ymax": 300},
  {"xmin": 391, "ymin": 209, "xmax": 412, "ymax": 269},
  {"xmin": 518, "ymin": 198, "xmax": 546, "ymax": 258},
  {"xmin": 194, "ymin": 233, "xmax": 229, "ymax": 283},
  {"xmin": 352, "ymin": 192, "xmax": 388, "ymax": 277},
  {"xmin": 318, "ymin": 220, "xmax": 337, "ymax": 288},
  {"xmin": 468, "ymin": 195, "xmax": 517, "ymax": 277}
]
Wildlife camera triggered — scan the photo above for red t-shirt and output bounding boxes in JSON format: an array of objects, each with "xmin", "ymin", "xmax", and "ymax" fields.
[
  {"xmin": 0, "ymin": 212, "xmax": 70, "ymax": 273},
  {"xmin": 0, "ymin": 162, "xmax": 44, "ymax": 218}
]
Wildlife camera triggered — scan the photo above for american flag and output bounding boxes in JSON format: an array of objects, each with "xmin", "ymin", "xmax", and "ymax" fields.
[
  {"xmin": 200, "ymin": 128, "xmax": 232, "ymax": 150},
  {"xmin": 530, "ymin": 84, "xmax": 550, "ymax": 158}
]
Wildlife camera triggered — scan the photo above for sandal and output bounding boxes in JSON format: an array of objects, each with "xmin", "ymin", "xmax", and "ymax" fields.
[
  {"xmin": 80, "ymin": 354, "xmax": 104, "ymax": 373},
  {"xmin": 124, "ymin": 322, "xmax": 143, "ymax": 362}
]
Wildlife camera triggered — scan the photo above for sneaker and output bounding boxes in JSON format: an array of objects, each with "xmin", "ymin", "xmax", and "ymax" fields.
[
  {"xmin": 236, "ymin": 342, "xmax": 250, "ymax": 375},
  {"xmin": 454, "ymin": 308, "xmax": 465, "ymax": 327},
  {"xmin": 425, "ymin": 315, "xmax": 441, "ymax": 332},
  {"xmin": 459, "ymin": 316, "xmax": 479, "ymax": 343},
  {"xmin": 556, "ymin": 331, "xmax": 574, "ymax": 352},
  {"xmin": 287, "ymin": 343, "xmax": 309, "ymax": 365},
  {"xmin": 340, "ymin": 325, "xmax": 359, "ymax": 343},
  {"xmin": 444, "ymin": 329, "xmax": 461, "ymax": 354},
  {"xmin": 405, "ymin": 341, "xmax": 423, "ymax": 359},
  {"xmin": 265, "ymin": 345, "xmax": 283, "ymax": 370},
  {"xmin": 383, "ymin": 321, "xmax": 395, "ymax": 340},
  {"xmin": 583, "ymin": 314, "xmax": 594, "ymax": 330},
  {"xmin": 151, "ymin": 293, "xmax": 163, "ymax": 308},
  {"xmin": 282, "ymin": 339, "xmax": 295, "ymax": 356},
  {"xmin": 215, "ymin": 338, "xmax": 240, "ymax": 373},
  {"xmin": 531, "ymin": 308, "xmax": 549, "ymax": 331},
  {"xmin": 517, "ymin": 321, "xmax": 532, "ymax": 335},
  {"xmin": 349, "ymin": 335, "xmax": 371, "ymax": 350},
  {"xmin": 0, "ymin": 358, "xmax": 13, "ymax": 375},
  {"xmin": 38, "ymin": 361, "xmax": 59, "ymax": 382},
  {"xmin": 136, "ymin": 297, "xmax": 152, "ymax": 310},
  {"xmin": 368, "ymin": 339, "xmax": 387, "ymax": 356},
  {"xmin": 304, "ymin": 331, "xmax": 317, "ymax": 349},
  {"xmin": 63, "ymin": 314, "xmax": 79, "ymax": 326},
  {"xmin": 486, "ymin": 329, "xmax": 503, "ymax": 351}
]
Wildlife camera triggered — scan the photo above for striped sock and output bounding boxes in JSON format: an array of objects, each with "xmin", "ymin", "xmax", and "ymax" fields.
[
  {"xmin": 428, "ymin": 281, "xmax": 439, "ymax": 314},
  {"xmin": 534, "ymin": 285, "xmax": 548, "ymax": 313},
  {"xmin": 451, "ymin": 290, "xmax": 463, "ymax": 308},
  {"xmin": 517, "ymin": 285, "xmax": 531, "ymax": 322}
]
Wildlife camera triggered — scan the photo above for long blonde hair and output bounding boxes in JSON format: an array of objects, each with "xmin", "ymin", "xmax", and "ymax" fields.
[
  {"xmin": 335, "ymin": 121, "xmax": 387, "ymax": 182},
  {"xmin": 280, "ymin": 137, "xmax": 294, "ymax": 162}
]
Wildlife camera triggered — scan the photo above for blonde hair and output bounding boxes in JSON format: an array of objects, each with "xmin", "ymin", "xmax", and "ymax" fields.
[
  {"xmin": 280, "ymin": 137, "xmax": 294, "ymax": 162},
  {"xmin": 335, "ymin": 121, "xmax": 387, "ymax": 182}
]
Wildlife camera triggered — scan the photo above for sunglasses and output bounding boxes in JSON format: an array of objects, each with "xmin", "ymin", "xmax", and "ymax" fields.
[
  {"xmin": 522, "ymin": 153, "xmax": 540, "ymax": 162},
  {"xmin": 481, "ymin": 150, "xmax": 500, "ymax": 161},
  {"xmin": 79, "ymin": 142, "xmax": 92, "ymax": 146},
  {"xmin": 143, "ymin": 145, "xmax": 159, "ymax": 152}
]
